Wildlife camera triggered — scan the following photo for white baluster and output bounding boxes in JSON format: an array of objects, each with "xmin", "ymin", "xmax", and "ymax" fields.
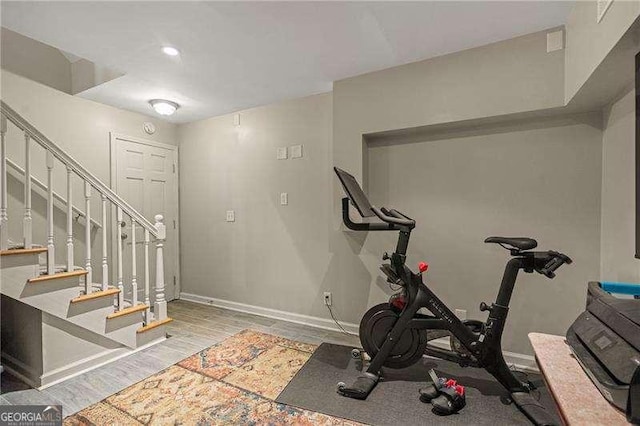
[
  {"xmin": 154, "ymin": 214, "xmax": 167, "ymax": 321},
  {"xmin": 46, "ymin": 151, "xmax": 55, "ymax": 274},
  {"xmin": 66, "ymin": 166, "xmax": 73, "ymax": 272},
  {"xmin": 0, "ymin": 114, "xmax": 7, "ymax": 250},
  {"xmin": 144, "ymin": 228, "xmax": 150, "ymax": 323},
  {"xmin": 84, "ymin": 182, "xmax": 92, "ymax": 291},
  {"xmin": 117, "ymin": 207, "xmax": 124, "ymax": 310},
  {"xmin": 101, "ymin": 195, "xmax": 108, "ymax": 291},
  {"xmin": 131, "ymin": 220, "xmax": 138, "ymax": 306},
  {"xmin": 23, "ymin": 133, "xmax": 32, "ymax": 248}
]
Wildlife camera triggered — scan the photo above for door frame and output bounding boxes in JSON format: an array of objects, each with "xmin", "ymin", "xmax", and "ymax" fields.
[{"xmin": 109, "ymin": 132, "xmax": 181, "ymax": 300}]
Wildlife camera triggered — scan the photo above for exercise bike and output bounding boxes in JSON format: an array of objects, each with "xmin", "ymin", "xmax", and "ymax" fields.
[{"xmin": 334, "ymin": 167, "xmax": 572, "ymax": 426}]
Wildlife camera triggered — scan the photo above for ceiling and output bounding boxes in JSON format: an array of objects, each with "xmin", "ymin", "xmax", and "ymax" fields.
[{"xmin": 1, "ymin": 1, "xmax": 574, "ymax": 124}]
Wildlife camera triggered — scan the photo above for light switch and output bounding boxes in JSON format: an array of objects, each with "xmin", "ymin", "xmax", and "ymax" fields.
[
  {"xmin": 280, "ymin": 193, "xmax": 288, "ymax": 205},
  {"xmin": 277, "ymin": 147, "xmax": 288, "ymax": 160},
  {"xmin": 233, "ymin": 114, "xmax": 240, "ymax": 126},
  {"xmin": 226, "ymin": 210, "xmax": 235, "ymax": 222},
  {"xmin": 291, "ymin": 145, "xmax": 303, "ymax": 159}
]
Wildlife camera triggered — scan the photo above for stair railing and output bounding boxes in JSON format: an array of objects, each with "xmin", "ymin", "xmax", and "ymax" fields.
[
  {"xmin": 0, "ymin": 101, "xmax": 167, "ymax": 323},
  {"xmin": 5, "ymin": 158, "xmax": 102, "ymax": 229}
]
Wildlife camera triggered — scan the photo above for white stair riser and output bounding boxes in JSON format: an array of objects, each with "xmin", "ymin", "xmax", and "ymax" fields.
[
  {"xmin": 2, "ymin": 274, "xmax": 80, "ymax": 307},
  {"xmin": 23, "ymin": 285, "xmax": 139, "ymax": 348},
  {"xmin": 1, "ymin": 253, "xmax": 142, "ymax": 348},
  {"xmin": 136, "ymin": 326, "xmax": 168, "ymax": 347},
  {"xmin": 1, "ymin": 253, "xmax": 41, "ymax": 283},
  {"xmin": 105, "ymin": 313, "xmax": 146, "ymax": 348}
]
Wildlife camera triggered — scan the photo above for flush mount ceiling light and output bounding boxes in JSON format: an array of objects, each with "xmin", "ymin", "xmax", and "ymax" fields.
[
  {"xmin": 149, "ymin": 99, "xmax": 179, "ymax": 116},
  {"xmin": 161, "ymin": 46, "xmax": 180, "ymax": 56}
]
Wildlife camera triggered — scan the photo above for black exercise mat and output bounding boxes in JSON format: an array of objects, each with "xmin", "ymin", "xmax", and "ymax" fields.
[{"xmin": 276, "ymin": 343, "xmax": 559, "ymax": 425}]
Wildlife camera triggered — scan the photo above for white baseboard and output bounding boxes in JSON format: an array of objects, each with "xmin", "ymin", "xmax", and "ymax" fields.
[
  {"xmin": 180, "ymin": 292, "xmax": 359, "ymax": 335},
  {"xmin": 37, "ymin": 336, "xmax": 166, "ymax": 389},
  {"xmin": 1, "ymin": 336, "xmax": 166, "ymax": 389},
  {"xmin": 39, "ymin": 347, "xmax": 130, "ymax": 388},
  {"xmin": 180, "ymin": 292, "xmax": 538, "ymax": 373}
]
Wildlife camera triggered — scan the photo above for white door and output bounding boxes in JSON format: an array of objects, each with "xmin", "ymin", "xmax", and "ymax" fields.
[{"xmin": 111, "ymin": 134, "xmax": 179, "ymax": 305}]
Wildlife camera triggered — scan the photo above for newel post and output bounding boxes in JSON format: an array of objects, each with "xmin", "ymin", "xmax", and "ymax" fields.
[{"xmin": 154, "ymin": 214, "xmax": 167, "ymax": 321}]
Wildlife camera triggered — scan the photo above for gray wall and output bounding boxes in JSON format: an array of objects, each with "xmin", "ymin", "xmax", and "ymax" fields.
[
  {"xmin": 329, "ymin": 28, "xmax": 577, "ymax": 355},
  {"xmin": 333, "ymin": 29, "xmax": 565, "ymax": 165},
  {"xmin": 600, "ymin": 86, "xmax": 637, "ymax": 281},
  {"xmin": 176, "ymin": 26, "xmax": 608, "ymax": 356},
  {"xmin": 1, "ymin": 27, "xmax": 72, "ymax": 94},
  {"xmin": 1, "ymin": 295, "xmax": 43, "ymax": 381},
  {"xmin": 178, "ymin": 93, "xmax": 333, "ymax": 318},
  {"xmin": 367, "ymin": 114, "xmax": 602, "ymax": 354},
  {"xmin": 564, "ymin": 1, "xmax": 640, "ymax": 102}
]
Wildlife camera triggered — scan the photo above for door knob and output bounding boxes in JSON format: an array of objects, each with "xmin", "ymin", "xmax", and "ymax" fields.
[{"xmin": 121, "ymin": 233, "xmax": 128, "ymax": 240}]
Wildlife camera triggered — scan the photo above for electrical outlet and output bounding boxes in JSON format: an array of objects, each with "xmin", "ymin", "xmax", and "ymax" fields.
[
  {"xmin": 226, "ymin": 210, "xmax": 235, "ymax": 222},
  {"xmin": 280, "ymin": 192, "xmax": 288, "ymax": 205},
  {"xmin": 455, "ymin": 309, "xmax": 467, "ymax": 320},
  {"xmin": 324, "ymin": 292, "xmax": 332, "ymax": 306}
]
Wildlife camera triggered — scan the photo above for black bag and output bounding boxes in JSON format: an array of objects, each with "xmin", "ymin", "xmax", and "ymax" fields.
[{"xmin": 567, "ymin": 282, "xmax": 640, "ymax": 424}]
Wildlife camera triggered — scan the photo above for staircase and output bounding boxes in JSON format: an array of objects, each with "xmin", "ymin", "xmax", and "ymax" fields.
[{"xmin": 0, "ymin": 101, "xmax": 173, "ymax": 387}]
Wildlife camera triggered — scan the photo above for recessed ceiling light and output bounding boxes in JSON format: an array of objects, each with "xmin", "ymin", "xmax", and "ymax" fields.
[
  {"xmin": 149, "ymin": 99, "xmax": 180, "ymax": 116},
  {"xmin": 162, "ymin": 46, "xmax": 180, "ymax": 56}
]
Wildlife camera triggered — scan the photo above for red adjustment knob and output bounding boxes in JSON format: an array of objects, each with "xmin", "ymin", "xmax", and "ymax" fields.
[{"xmin": 418, "ymin": 262, "xmax": 429, "ymax": 273}]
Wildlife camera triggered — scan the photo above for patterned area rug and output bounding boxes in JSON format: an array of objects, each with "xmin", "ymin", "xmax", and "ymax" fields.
[{"xmin": 64, "ymin": 330, "xmax": 360, "ymax": 425}]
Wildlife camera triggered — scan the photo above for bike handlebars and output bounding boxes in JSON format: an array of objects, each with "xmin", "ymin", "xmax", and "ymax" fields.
[
  {"xmin": 341, "ymin": 197, "xmax": 416, "ymax": 231},
  {"xmin": 341, "ymin": 198, "xmax": 397, "ymax": 231},
  {"xmin": 371, "ymin": 206, "xmax": 416, "ymax": 228}
]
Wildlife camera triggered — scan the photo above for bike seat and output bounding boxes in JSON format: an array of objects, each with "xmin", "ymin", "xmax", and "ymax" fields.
[{"xmin": 484, "ymin": 236, "xmax": 537, "ymax": 251}]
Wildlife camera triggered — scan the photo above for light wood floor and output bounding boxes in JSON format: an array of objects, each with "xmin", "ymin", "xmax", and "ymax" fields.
[{"xmin": 0, "ymin": 299, "xmax": 360, "ymax": 415}]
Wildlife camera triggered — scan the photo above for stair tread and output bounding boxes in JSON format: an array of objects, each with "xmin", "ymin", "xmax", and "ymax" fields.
[
  {"xmin": 137, "ymin": 317, "xmax": 173, "ymax": 333},
  {"xmin": 0, "ymin": 247, "xmax": 48, "ymax": 256},
  {"xmin": 107, "ymin": 304, "xmax": 148, "ymax": 319},
  {"xmin": 71, "ymin": 288, "xmax": 120, "ymax": 303},
  {"xmin": 28, "ymin": 269, "xmax": 88, "ymax": 283}
]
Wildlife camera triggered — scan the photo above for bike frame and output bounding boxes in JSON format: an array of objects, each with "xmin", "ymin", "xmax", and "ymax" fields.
[
  {"xmin": 342, "ymin": 196, "xmax": 536, "ymax": 393},
  {"xmin": 395, "ymin": 256, "xmax": 532, "ymax": 392}
]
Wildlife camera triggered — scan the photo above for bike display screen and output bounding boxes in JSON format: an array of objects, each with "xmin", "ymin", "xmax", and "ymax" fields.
[{"xmin": 334, "ymin": 167, "xmax": 375, "ymax": 218}]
